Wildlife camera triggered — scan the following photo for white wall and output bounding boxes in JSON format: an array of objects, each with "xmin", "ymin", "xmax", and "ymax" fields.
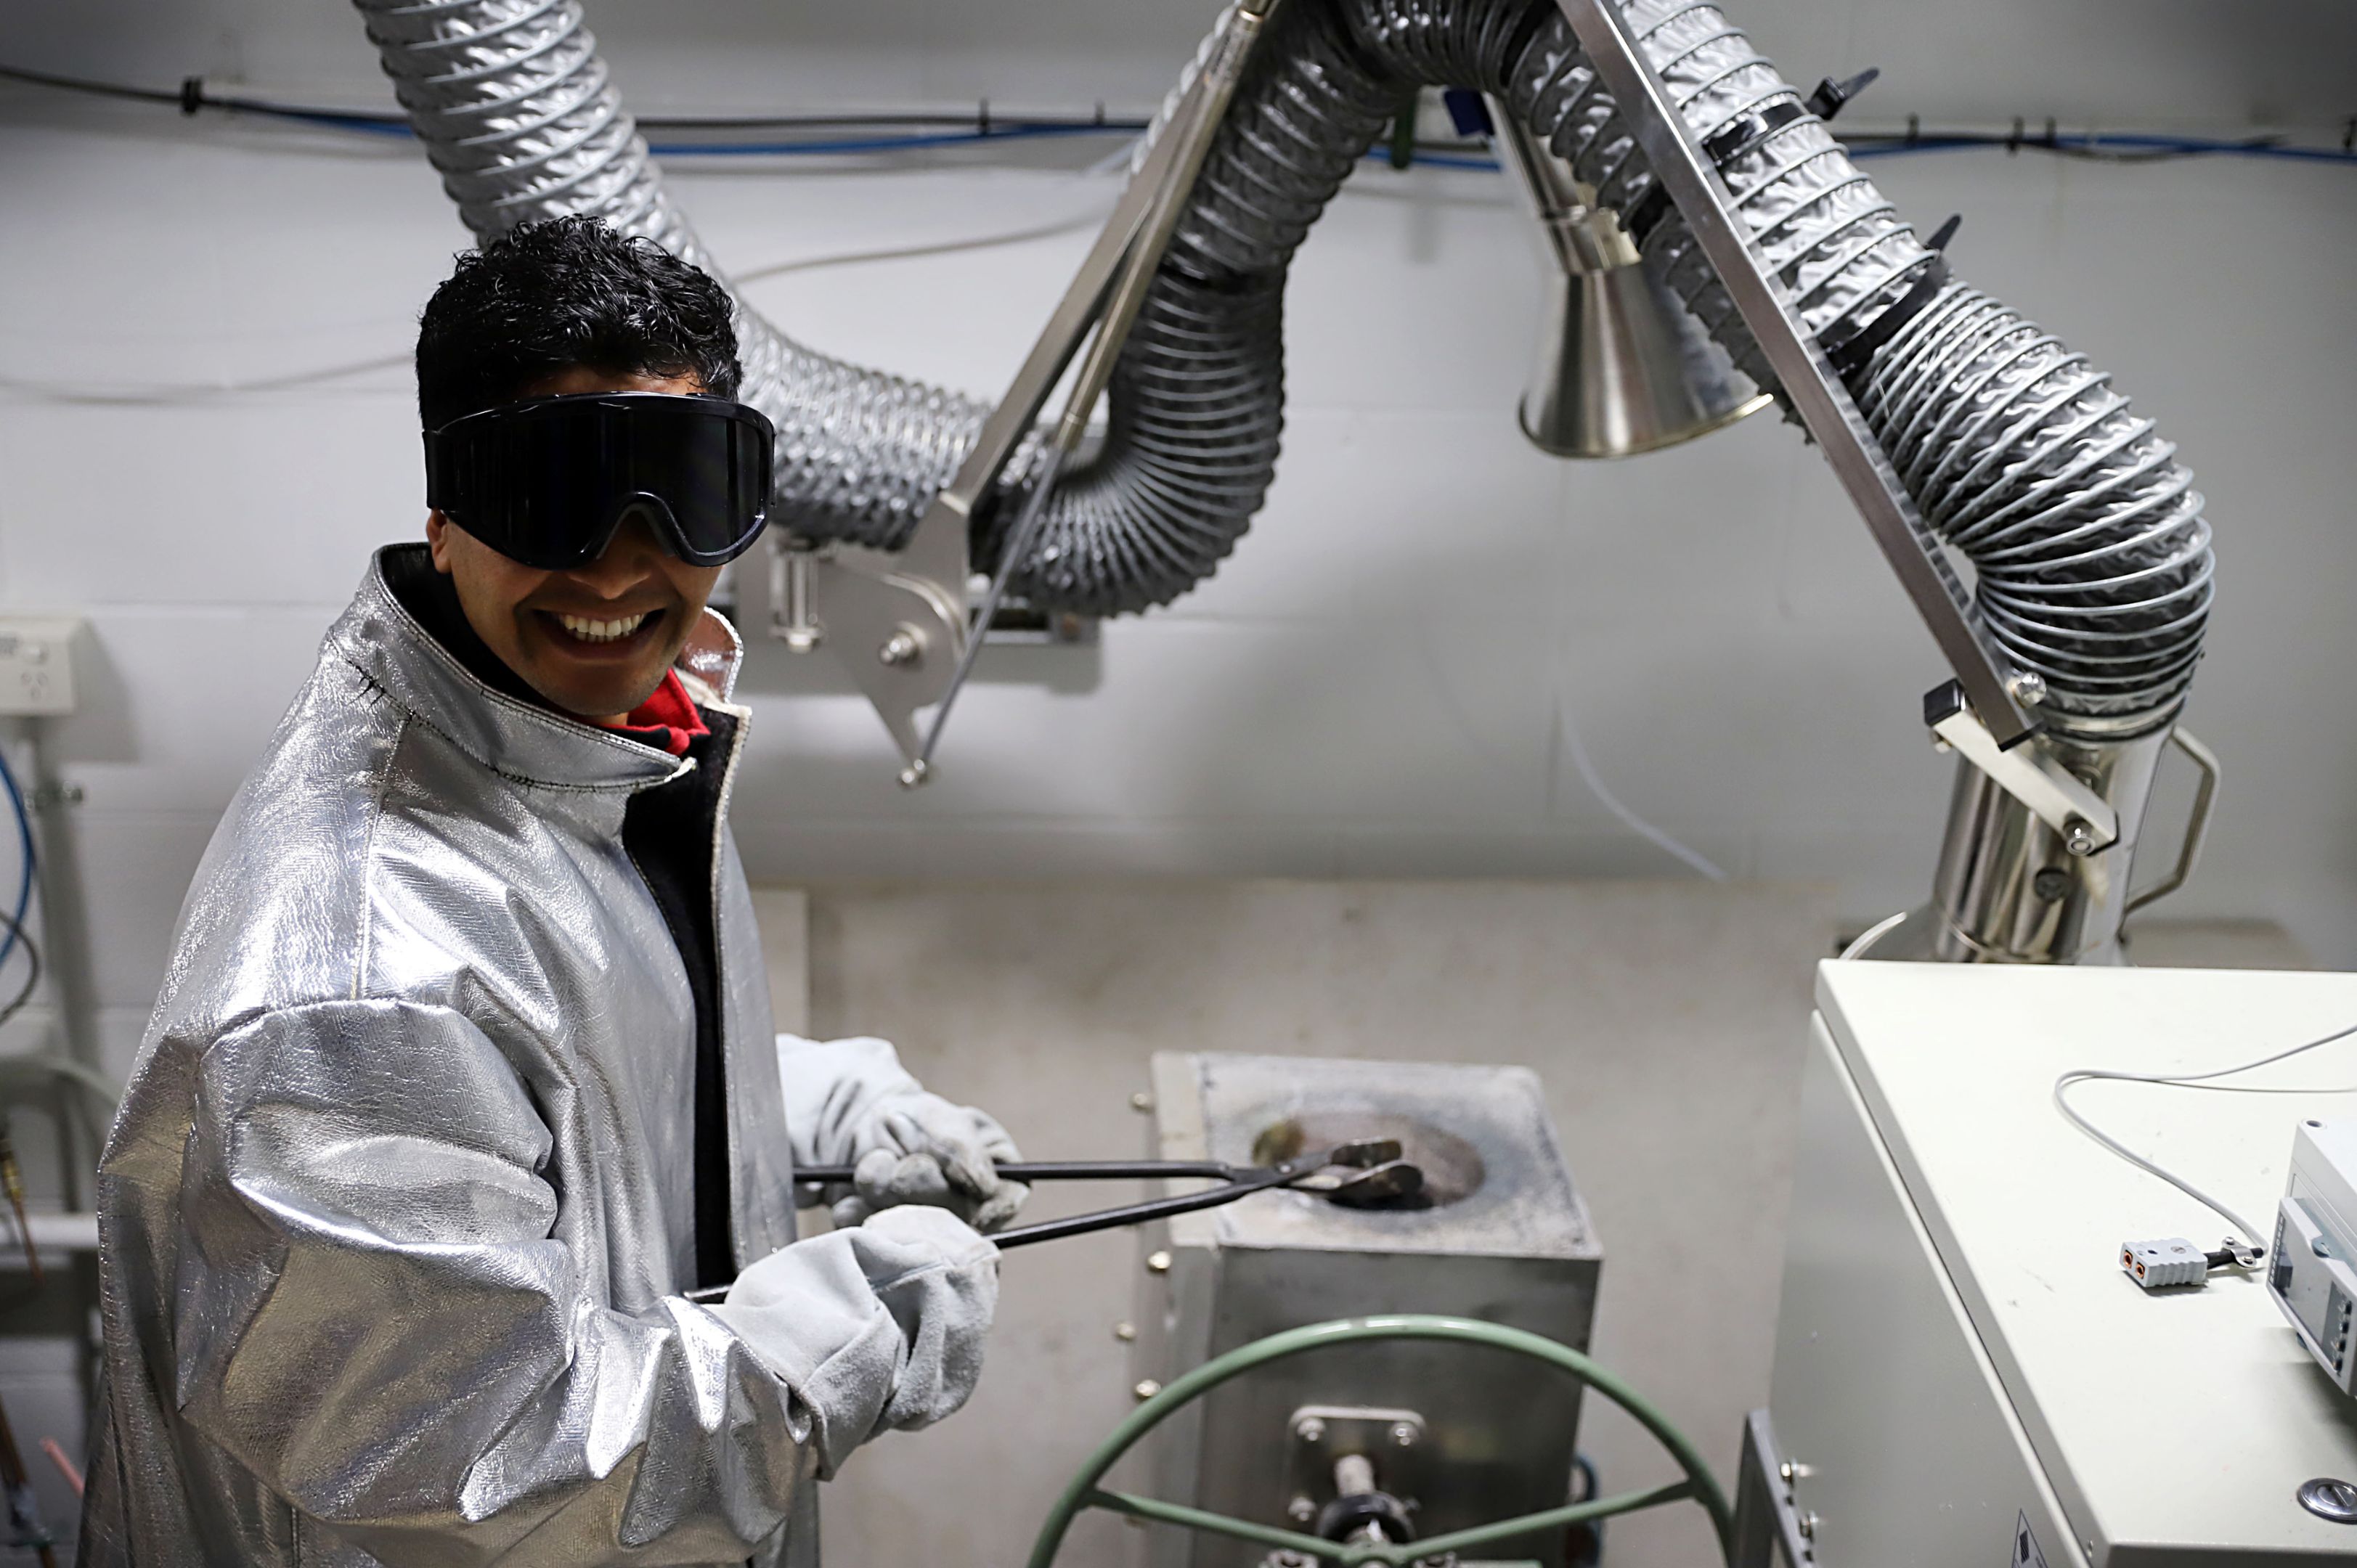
[{"xmin": 1, "ymin": 0, "xmax": 2355, "ymax": 1081}]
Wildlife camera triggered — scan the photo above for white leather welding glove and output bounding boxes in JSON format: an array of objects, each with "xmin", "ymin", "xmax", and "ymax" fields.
[
  {"xmin": 709, "ymin": 1204, "xmax": 999, "ymax": 1477},
  {"xmin": 776, "ymin": 1033, "xmax": 1031, "ymax": 1233}
]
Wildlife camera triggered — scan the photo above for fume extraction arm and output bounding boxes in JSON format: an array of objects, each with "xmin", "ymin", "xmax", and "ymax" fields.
[{"xmin": 353, "ymin": 0, "xmax": 2219, "ymax": 966}]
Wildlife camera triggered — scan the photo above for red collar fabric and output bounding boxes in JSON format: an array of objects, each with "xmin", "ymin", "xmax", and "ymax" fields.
[{"xmin": 610, "ymin": 670, "xmax": 711, "ymax": 757}]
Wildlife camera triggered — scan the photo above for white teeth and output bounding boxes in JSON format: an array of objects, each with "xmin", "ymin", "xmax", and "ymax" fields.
[{"xmin": 554, "ymin": 611, "xmax": 651, "ymax": 644}]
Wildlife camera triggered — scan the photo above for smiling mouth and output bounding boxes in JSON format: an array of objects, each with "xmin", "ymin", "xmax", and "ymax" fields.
[{"xmin": 539, "ymin": 608, "xmax": 664, "ymax": 648}]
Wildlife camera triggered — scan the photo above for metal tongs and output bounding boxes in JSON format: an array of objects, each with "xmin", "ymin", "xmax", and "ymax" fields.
[
  {"xmin": 977, "ymin": 1138, "xmax": 1423, "ymax": 1249},
  {"xmin": 684, "ymin": 1141, "xmax": 1420, "ymax": 1302}
]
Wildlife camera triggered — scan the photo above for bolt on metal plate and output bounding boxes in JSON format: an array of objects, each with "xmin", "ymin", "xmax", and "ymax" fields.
[{"xmin": 1284, "ymin": 1405, "xmax": 1426, "ymax": 1519}]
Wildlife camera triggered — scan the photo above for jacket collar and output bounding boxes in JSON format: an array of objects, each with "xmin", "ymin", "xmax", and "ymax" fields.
[{"xmin": 327, "ymin": 544, "xmax": 746, "ymax": 791}]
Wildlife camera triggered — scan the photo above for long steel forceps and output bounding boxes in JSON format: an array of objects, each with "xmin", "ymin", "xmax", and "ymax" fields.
[{"xmin": 681, "ymin": 1140, "xmax": 1420, "ymax": 1302}]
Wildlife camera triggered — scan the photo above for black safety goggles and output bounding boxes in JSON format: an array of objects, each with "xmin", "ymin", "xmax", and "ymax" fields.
[{"xmin": 423, "ymin": 392, "xmax": 776, "ymax": 570}]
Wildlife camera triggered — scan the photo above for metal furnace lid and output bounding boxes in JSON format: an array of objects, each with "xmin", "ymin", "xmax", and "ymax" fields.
[{"xmin": 1152, "ymin": 1051, "xmax": 1599, "ymax": 1260}]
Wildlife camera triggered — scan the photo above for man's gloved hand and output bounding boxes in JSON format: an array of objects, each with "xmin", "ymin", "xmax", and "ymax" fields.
[
  {"xmin": 710, "ymin": 1205, "xmax": 999, "ymax": 1476},
  {"xmin": 776, "ymin": 1034, "xmax": 1031, "ymax": 1233},
  {"xmin": 832, "ymin": 1095, "xmax": 1030, "ymax": 1232}
]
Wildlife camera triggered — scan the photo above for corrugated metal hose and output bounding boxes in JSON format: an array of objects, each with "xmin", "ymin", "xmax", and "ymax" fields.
[{"xmin": 354, "ymin": 0, "xmax": 2213, "ymax": 739}]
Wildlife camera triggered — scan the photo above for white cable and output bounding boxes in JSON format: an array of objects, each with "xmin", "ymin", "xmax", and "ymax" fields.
[
  {"xmin": 1839, "ymin": 909, "xmax": 1909, "ymax": 959},
  {"xmin": 1, "ymin": 195, "xmax": 1131, "ymax": 404},
  {"xmin": 0, "ymin": 351, "xmax": 409, "ymax": 405},
  {"xmin": 1082, "ymin": 134, "xmax": 1147, "ymax": 176},
  {"xmin": 731, "ymin": 206, "xmax": 1115, "ymax": 287},
  {"xmin": 2054, "ymin": 1018, "xmax": 2357, "ymax": 1249},
  {"xmin": 1558, "ymin": 702, "xmax": 1729, "ymax": 881}
]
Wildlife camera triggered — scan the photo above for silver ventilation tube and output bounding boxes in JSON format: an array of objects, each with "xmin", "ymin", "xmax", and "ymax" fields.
[
  {"xmin": 357, "ymin": 0, "xmax": 2216, "ymax": 962},
  {"xmin": 354, "ymin": 0, "xmax": 995, "ymax": 541}
]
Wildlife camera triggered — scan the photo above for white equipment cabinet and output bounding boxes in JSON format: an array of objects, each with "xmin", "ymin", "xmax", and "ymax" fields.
[{"xmin": 1736, "ymin": 963, "xmax": 2357, "ymax": 1568}]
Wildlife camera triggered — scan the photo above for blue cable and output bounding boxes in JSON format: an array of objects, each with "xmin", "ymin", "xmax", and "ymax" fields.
[
  {"xmin": 9, "ymin": 62, "xmax": 2353, "ymax": 168},
  {"xmin": 0, "ymin": 750, "xmax": 33, "ymax": 976},
  {"xmin": 1847, "ymin": 131, "xmax": 2350, "ymax": 164},
  {"xmin": 1364, "ymin": 133, "xmax": 2355, "ymax": 174},
  {"xmin": 1361, "ymin": 149, "xmax": 1502, "ymax": 171},
  {"xmin": 142, "ymin": 94, "xmax": 2357, "ymax": 168},
  {"xmin": 267, "ymin": 115, "xmax": 2353, "ymax": 166},
  {"xmin": 258, "ymin": 108, "xmax": 412, "ymax": 137},
  {"xmin": 650, "ymin": 123, "xmax": 1127, "ymax": 157}
]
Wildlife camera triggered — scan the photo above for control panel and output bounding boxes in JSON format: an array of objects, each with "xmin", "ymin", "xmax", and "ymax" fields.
[{"xmin": 2272, "ymin": 1119, "xmax": 2357, "ymax": 1396}]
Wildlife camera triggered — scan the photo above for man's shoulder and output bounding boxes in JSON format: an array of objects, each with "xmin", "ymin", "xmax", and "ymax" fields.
[
  {"xmin": 175, "ymin": 643, "xmax": 638, "ymax": 1000},
  {"xmin": 149, "ymin": 658, "xmax": 414, "ymax": 1026}
]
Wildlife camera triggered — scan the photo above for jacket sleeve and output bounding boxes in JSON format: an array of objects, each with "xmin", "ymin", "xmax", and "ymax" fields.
[{"xmin": 173, "ymin": 997, "xmax": 990, "ymax": 1567}]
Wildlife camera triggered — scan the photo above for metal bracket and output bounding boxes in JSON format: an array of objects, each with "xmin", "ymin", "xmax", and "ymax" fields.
[
  {"xmin": 1285, "ymin": 1406, "xmax": 1425, "ymax": 1523},
  {"xmin": 796, "ymin": 542, "xmax": 969, "ymax": 768},
  {"xmin": 1552, "ymin": 0, "xmax": 2039, "ymax": 748},
  {"xmin": 1732, "ymin": 1410, "xmax": 1815, "ymax": 1568},
  {"xmin": 1925, "ymin": 681, "xmax": 2118, "ymax": 854}
]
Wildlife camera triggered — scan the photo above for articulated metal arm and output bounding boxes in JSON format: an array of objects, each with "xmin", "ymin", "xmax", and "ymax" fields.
[
  {"xmin": 790, "ymin": 0, "xmax": 1285, "ymax": 785},
  {"xmin": 1554, "ymin": 0, "xmax": 2040, "ymax": 751},
  {"xmin": 810, "ymin": 0, "xmax": 2045, "ymax": 788}
]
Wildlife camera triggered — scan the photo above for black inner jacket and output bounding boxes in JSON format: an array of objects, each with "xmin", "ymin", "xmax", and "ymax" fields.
[{"xmin": 384, "ymin": 544, "xmax": 737, "ymax": 1290}]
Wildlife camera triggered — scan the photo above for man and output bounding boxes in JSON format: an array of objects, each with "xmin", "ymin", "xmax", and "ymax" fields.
[{"xmin": 81, "ymin": 216, "xmax": 1026, "ymax": 1566}]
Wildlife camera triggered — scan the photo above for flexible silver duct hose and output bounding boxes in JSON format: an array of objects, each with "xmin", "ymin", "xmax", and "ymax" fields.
[
  {"xmin": 354, "ymin": 0, "xmax": 992, "ymax": 540},
  {"xmin": 357, "ymin": 0, "xmax": 2212, "ymax": 735},
  {"xmin": 1852, "ymin": 286, "xmax": 2211, "ymax": 734}
]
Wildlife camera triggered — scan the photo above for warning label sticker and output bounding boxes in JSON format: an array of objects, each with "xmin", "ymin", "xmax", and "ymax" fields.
[{"xmin": 2011, "ymin": 1512, "xmax": 2051, "ymax": 1568}]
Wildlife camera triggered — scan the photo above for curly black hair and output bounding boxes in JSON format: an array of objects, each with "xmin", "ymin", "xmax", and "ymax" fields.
[{"xmin": 415, "ymin": 216, "xmax": 744, "ymax": 430}]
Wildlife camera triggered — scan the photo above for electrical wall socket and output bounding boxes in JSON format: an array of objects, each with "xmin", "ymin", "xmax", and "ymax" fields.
[{"xmin": 0, "ymin": 617, "xmax": 80, "ymax": 716}]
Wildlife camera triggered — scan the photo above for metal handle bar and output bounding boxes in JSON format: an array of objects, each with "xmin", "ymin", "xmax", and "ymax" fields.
[{"xmin": 2124, "ymin": 724, "xmax": 2220, "ymax": 918}]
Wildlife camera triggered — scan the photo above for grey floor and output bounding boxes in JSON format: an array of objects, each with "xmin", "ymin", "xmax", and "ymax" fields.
[{"xmin": 762, "ymin": 879, "xmax": 1842, "ymax": 1568}]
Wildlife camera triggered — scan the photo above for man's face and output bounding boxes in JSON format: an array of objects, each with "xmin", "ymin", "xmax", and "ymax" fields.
[{"xmin": 426, "ymin": 366, "xmax": 724, "ymax": 724}]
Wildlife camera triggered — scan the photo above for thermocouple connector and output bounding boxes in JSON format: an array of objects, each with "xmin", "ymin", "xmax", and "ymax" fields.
[{"xmin": 2122, "ymin": 1236, "xmax": 2262, "ymax": 1291}]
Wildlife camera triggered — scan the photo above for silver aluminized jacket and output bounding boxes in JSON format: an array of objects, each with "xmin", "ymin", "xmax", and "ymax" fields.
[{"xmin": 81, "ymin": 549, "xmax": 875, "ymax": 1566}]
